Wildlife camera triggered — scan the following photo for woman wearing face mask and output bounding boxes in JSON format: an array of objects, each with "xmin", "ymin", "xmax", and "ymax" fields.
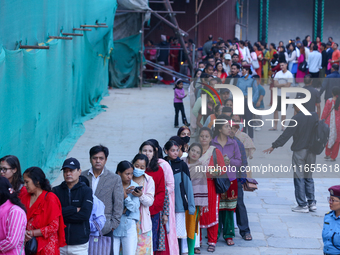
[
  {"xmin": 139, "ymin": 141, "xmax": 167, "ymax": 254},
  {"xmin": 0, "ymin": 155, "xmax": 27, "ymax": 197},
  {"xmin": 182, "ymin": 143, "xmax": 208, "ymax": 255},
  {"xmin": 164, "ymin": 140, "xmax": 195, "ymax": 255},
  {"xmin": 114, "ymin": 161, "xmax": 140, "ymax": 255},
  {"xmin": 132, "ymin": 154, "xmax": 155, "ymax": 255},
  {"xmin": 177, "ymin": 126, "xmax": 191, "ymax": 154},
  {"xmin": 148, "ymin": 139, "xmax": 179, "ymax": 255}
]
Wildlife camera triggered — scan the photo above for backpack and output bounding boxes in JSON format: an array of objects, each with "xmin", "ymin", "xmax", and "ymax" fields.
[
  {"xmin": 298, "ymin": 60, "xmax": 307, "ymax": 72},
  {"xmin": 309, "ymin": 119, "xmax": 330, "ymax": 155}
]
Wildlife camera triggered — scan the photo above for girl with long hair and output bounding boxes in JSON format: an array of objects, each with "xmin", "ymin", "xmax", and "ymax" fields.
[
  {"xmin": 147, "ymin": 139, "xmax": 179, "ymax": 255},
  {"xmin": 163, "ymin": 140, "xmax": 195, "ymax": 255},
  {"xmin": 0, "ymin": 155, "xmax": 26, "ymax": 196},
  {"xmin": 139, "ymin": 141, "xmax": 168, "ymax": 254}
]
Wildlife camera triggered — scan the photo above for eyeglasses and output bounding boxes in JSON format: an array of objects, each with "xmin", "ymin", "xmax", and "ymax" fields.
[
  {"xmin": 327, "ymin": 197, "xmax": 340, "ymax": 203},
  {"xmin": 0, "ymin": 167, "xmax": 12, "ymax": 173}
]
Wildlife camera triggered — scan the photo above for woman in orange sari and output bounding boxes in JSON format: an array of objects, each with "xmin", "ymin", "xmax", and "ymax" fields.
[
  {"xmin": 21, "ymin": 167, "xmax": 66, "ymax": 255},
  {"xmin": 253, "ymin": 43, "xmax": 263, "ymax": 78}
]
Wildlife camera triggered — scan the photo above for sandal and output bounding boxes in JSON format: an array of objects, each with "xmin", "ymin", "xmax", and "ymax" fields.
[
  {"xmin": 207, "ymin": 245, "xmax": 215, "ymax": 253},
  {"xmin": 242, "ymin": 233, "xmax": 252, "ymax": 241},
  {"xmin": 194, "ymin": 248, "xmax": 201, "ymax": 254},
  {"xmin": 268, "ymin": 128, "xmax": 277, "ymax": 131},
  {"xmin": 226, "ymin": 238, "xmax": 235, "ymax": 246}
]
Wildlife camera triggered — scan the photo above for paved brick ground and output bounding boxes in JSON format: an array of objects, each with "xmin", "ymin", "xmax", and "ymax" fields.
[{"xmin": 53, "ymin": 84, "xmax": 338, "ymax": 255}]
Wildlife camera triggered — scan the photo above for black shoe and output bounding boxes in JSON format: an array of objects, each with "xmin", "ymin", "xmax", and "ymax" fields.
[
  {"xmin": 184, "ymin": 122, "xmax": 190, "ymax": 127},
  {"xmin": 174, "ymin": 125, "xmax": 179, "ymax": 128}
]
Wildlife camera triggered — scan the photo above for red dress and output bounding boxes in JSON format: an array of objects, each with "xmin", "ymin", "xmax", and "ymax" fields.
[
  {"xmin": 146, "ymin": 166, "xmax": 166, "ymax": 215},
  {"xmin": 199, "ymin": 146, "xmax": 225, "ymax": 228},
  {"xmin": 21, "ymin": 191, "xmax": 66, "ymax": 255}
]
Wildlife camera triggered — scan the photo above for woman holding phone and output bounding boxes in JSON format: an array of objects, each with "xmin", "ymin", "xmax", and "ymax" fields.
[
  {"xmin": 132, "ymin": 154, "xmax": 155, "ymax": 255},
  {"xmin": 113, "ymin": 161, "xmax": 140, "ymax": 255}
]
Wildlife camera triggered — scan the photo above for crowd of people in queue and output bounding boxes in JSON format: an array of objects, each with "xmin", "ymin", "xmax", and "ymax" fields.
[
  {"xmin": 1, "ymin": 35, "xmax": 340, "ymax": 255},
  {"xmin": 0, "ymin": 119, "xmax": 256, "ymax": 255}
]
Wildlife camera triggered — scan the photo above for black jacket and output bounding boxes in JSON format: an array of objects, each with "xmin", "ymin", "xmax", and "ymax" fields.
[
  {"xmin": 53, "ymin": 181, "xmax": 93, "ymax": 245},
  {"xmin": 272, "ymin": 111, "xmax": 318, "ymax": 151}
]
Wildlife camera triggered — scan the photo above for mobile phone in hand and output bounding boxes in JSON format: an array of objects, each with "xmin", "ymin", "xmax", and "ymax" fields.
[{"xmin": 134, "ymin": 186, "xmax": 143, "ymax": 192}]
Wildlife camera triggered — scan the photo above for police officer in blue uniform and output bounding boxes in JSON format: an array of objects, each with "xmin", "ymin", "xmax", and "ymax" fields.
[{"xmin": 323, "ymin": 185, "xmax": 340, "ymax": 255}]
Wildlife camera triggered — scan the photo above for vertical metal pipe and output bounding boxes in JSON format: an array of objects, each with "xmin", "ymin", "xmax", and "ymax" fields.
[
  {"xmin": 195, "ymin": 0, "xmax": 198, "ymax": 45},
  {"xmin": 192, "ymin": 43, "xmax": 196, "ymax": 77},
  {"xmin": 247, "ymin": 0, "xmax": 249, "ymax": 40},
  {"xmin": 140, "ymin": 14, "xmax": 145, "ymax": 89}
]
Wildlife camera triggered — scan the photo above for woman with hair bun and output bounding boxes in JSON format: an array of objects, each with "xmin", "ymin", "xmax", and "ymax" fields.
[
  {"xmin": 20, "ymin": 167, "xmax": 66, "ymax": 255},
  {"xmin": 0, "ymin": 177, "xmax": 27, "ymax": 255}
]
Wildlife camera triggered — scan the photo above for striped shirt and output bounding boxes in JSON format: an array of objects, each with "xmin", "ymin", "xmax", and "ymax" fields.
[{"xmin": 0, "ymin": 201, "xmax": 27, "ymax": 255}]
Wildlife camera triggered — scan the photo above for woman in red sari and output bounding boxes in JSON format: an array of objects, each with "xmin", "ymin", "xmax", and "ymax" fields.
[
  {"xmin": 21, "ymin": 167, "xmax": 66, "ymax": 255},
  {"xmin": 198, "ymin": 127, "xmax": 225, "ymax": 253},
  {"xmin": 216, "ymin": 62, "xmax": 228, "ymax": 83}
]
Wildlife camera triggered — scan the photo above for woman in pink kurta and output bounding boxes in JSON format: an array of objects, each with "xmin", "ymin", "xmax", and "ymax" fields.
[
  {"xmin": 0, "ymin": 177, "xmax": 27, "ymax": 255},
  {"xmin": 158, "ymin": 158, "xmax": 179, "ymax": 255},
  {"xmin": 296, "ymin": 46, "xmax": 306, "ymax": 83}
]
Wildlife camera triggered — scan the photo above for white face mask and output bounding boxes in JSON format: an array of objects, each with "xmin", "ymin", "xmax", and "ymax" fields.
[{"xmin": 133, "ymin": 168, "xmax": 145, "ymax": 177}]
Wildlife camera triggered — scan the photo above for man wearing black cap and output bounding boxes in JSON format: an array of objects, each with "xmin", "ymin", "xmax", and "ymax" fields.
[
  {"xmin": 263, "ymin": 103, "xmax": 319, "ymax": 213},
  {"xmin": 53, "ymin": 158, "xmax": 93, "ymax": 255},
  {"xmin": 322, "ymin": 185, "xmax": 340, "ymax": 255}
]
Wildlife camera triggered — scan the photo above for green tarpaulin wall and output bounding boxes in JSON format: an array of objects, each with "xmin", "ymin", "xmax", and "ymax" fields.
[
  {"xmin": 0, "ymin": 0, "xmax": 117, "ymax": 181},
  {"xmin": 109, "ymin": 33, "xmax": 142, "ymax": 88}
]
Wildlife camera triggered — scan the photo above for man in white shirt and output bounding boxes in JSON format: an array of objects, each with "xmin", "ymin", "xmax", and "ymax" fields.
[
  {"xmin": 269, "ymin": 61, "xmax": 293, "ymax": 131},
  {"xmin": 308, "ymin": 44, "xmax": 322, "ymax": 87}
]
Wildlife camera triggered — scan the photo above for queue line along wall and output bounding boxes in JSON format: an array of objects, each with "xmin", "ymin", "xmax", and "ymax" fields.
[{"xmin": 0, "ymin": 0, "xmax": 117, "ymax": 181}]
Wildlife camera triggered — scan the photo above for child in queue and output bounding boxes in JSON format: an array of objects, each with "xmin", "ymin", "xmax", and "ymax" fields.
[{"xmin": 113, "ymin": 161, "xmax": 140, "ymax": 255}]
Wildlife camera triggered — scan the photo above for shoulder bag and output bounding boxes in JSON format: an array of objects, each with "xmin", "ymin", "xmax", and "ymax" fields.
[
  {"xmin": 88, "ymin": 220, "xmax": 111, "ymax": 255},
  {"xmin": 179, "ymin": 166, "xmax": 189, "ymax": 210},
  {"xmin": 212, "ymin": 148, "xmax": 231, "ymax": 194},
  {"xmin": 242, "ymin": 178, "xmax": 258, "ymax": 192}
]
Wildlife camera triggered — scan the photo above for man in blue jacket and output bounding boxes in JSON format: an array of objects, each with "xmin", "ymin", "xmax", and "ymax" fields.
[
  {"xmin": 320, "ymin": 64, "xmax": 340, "ymax": 102},
  {"xmin": 53, "ymin": 158, "xmax": 93, "ymax": 255}
]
